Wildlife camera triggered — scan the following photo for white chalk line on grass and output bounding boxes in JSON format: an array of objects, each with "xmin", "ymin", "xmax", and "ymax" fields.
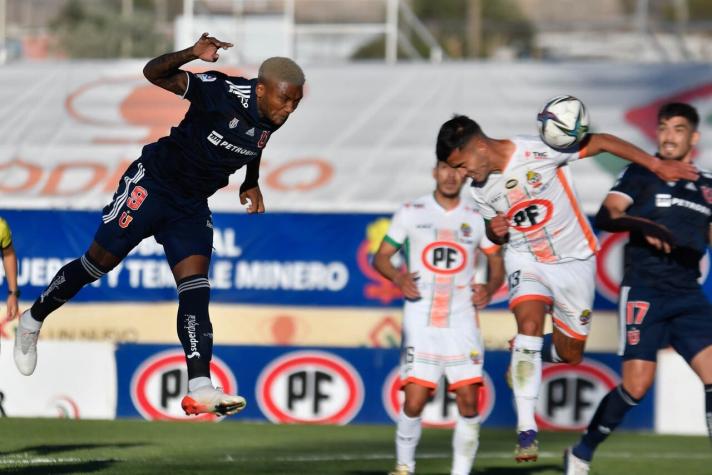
[{"xmin": 1, "ymin": 450, "xmax": 710, "ymax": 466}]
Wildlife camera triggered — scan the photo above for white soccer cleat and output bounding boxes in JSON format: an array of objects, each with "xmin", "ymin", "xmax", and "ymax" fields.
[
  {"xmin": 564, "ymin": 447, "xmax": 590, "ymax": 475},
  {"xmin": 181, "ymin": 385, "xmax": 246, "ymax": 416},
  {"xmin": 14, "ymin": 310, "xmax": 40, "ymax": 376}
]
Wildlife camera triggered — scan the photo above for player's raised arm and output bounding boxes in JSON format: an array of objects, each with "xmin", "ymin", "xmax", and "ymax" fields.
[
  {"xmin": 596, "ymin": 192, "xmax": 675, "ymax": 254},
  {"xmin": 143, "ymin": 32, "xmax": 233, "ymax": 95},
  {"xmin": 582, "ymin": 133, "xmax": 698, "ymax": 182}
]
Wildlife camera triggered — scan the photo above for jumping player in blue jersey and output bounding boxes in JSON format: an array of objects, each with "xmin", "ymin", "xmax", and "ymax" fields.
[
  {"xmin": 13, "ymin": 33, "xmax": 305, "ymax": 417},
  {"xmin": 564, "ymin": 103, "xmax": 712, "ymax": 474}
]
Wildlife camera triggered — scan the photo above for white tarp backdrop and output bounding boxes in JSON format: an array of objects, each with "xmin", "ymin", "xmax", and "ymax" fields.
[{"xmin": 1, "ymin": 61, "xmax": 712, "ymax": 213}]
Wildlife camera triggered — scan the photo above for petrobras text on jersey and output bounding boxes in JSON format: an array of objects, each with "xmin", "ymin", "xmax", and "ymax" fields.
[{"xmin": 207, "ymin": 131, "xmax": 258, "ymax": 156}]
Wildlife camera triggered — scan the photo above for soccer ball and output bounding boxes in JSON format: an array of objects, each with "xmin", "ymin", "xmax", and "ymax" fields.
[{"xmin": 537, "ymin": 95, "xmax": 590, "ymax": 150}]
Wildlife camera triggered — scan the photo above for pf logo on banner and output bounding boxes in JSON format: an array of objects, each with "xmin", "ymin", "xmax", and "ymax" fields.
[
  {"xmin": 382, "ymin": 368, "xmax": 496, "ymax": 428},
  {"xmin": 256, "ymin": 351, "xmax": 364, "ymax": 424},
  {"xmin": 535, "ymin": 359, "xmax": 618, "ymax": 431},
  {"xmin": 130, "ymin": 349, "xmax": 237, "ymax": 422}
]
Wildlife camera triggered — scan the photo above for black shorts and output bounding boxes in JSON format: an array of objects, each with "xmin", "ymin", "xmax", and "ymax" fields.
[
  {"xmin": 618, "ymin": 285, "xmax": 712, "ymax": 364},
  {"xmin": 94, "ymin": 159, "xmax": 213, "ymax": 268}
]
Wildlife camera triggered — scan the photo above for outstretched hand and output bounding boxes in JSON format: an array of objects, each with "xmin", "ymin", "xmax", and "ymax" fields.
[
  {"xmin": 651, "ymin": 158, "xmax": 699, "ymax": 182},
  {"xmin": 393, "ymin": 271, "xmax": 421, "ymax": 300},
  {"xmin": 192, "ymin": 32, "xmax": 233, "ymax": 62},
  {"xmin": 240, "ymin": 185, "xmax": 265, "ymax": 214},
  {"xmin": 471, "ymin": 283, "xmax": 492, "ymax": 309}
]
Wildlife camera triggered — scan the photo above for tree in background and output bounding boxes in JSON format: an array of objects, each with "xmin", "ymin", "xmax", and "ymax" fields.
[
  {"xmin": 353, "ymin": 0, "xmax": 533, "ymax": 60},
  {"xmin": 50, "ymin": 0, "xmax": 174, "ymax": 59}
]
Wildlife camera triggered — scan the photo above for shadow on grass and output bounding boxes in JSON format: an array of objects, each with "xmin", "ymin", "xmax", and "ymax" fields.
[
  {"xmin": 0, "ymin": 443, "xmax": 144, "ymax": 457},
  {"xmin": 0, "ymin": 460, "xmax": 115, "ymax": 474}
]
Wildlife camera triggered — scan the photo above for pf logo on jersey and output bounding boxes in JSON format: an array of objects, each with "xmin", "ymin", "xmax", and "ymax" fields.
[
  {"xmin": 535, "ymin": 359, "xmax": 618, "ymax": 430},
  {"xmin": 130, "ymin": 349, "xmax": 237, "ymax": 422},
  {"xmin": 421, "ymin": 241, "xmax": 467, "ymax": 275},
  {"xmin": 506, "ymin": 199, "xmax": 554, "ymax": 233},
  {"xmin": 382, "ymin": 368, "xmax": 495, "ymax": 427},
  {"xmin": 256, "ymin": 351, "xmax": 364, "ymax": 425}
]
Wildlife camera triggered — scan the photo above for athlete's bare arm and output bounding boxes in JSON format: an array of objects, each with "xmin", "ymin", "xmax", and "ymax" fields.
[
  {"xmin": 143, "ymin": 33, "xmax": 233, "ymax": 95},
  {"xmin": 582, "ymin": 133, "xmax": 698, "ymax": 182},
  {"xmin": 472, "ymin": 247, "xmax": 504, "ymax": 309},
  {"xmin": 373, "ymin": 240, "xmax": 421, "ymax": 300},
  {"xmin": 596, "ymin": 192, "xmax": 674, "ymax": 253}
]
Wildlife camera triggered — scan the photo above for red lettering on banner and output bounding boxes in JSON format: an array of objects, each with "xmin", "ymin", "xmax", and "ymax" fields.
[
  {"xmin": 264, "ymin": 158, "xmax": 333, "ymax": 191},
  {"xmin": 0, "ymin": 159, "xmax": 43, "ymax": 192},
  {"xmin": 41, "ymin": 162, "xmax": 108, "ymax": 196}
]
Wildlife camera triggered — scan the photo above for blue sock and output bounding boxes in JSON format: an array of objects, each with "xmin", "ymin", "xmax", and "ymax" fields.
[
  {"xmin": 573, "ymin": 385, "xmax": 641, "ymax": 461},
  {"xmin": 31, "ymin": 253, "xmax": 111, "ymax": 321},
  {"xmin": 176, "ymin": 275, "xmax": 213, "ymax": 380},
  {"xmin": 705, "ymin": 384, "xmax": 712, "ymax": 444},
  {"xmin": 541, "ymin": 333, "xmax": 561, "ymax": 363}
]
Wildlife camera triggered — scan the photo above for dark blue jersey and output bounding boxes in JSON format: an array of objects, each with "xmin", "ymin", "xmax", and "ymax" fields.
[
  {"xmin": 610, "ymin": 162, "xmax": 712, "ymax": 291},
  {"xmin": 141, "ymin": 70, "xmax": 279, "ymax": 198}
]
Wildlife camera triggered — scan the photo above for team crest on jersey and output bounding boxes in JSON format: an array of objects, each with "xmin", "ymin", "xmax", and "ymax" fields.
[
  {"xmin": 579, "ymin": 309, "xmax": 592, "ymax": 325},
  {"xmin": 627, "ymin": 328, "xmax": 640, "ymax": 345},
  {"xmin": 505, "ymin": 179, "xmax": 518, "ymax": 189},
  {"xmin": 229, "ymin": 118, "xmax": 239, "ymax": 129},
  {"xmin": 701, "ymin": 186, "xmax": 712, "ymax": 204},
  {"xmin": 196, "ymin": 73, "xmax": 216, "ymax": 82},
  {"xmin": 469, "ymin": 350, "xmax": 482, "ymax": 365},
  {"xmin": 460, "ymin": 223, "xmax": 472, "ymax": 238},
  {"xmin": 526, "ymin": 170, "xmax": 543, "ymax": 188}
]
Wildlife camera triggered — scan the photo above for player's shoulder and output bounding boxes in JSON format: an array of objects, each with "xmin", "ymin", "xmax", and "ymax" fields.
[
  {"xmin": 0, "ymin": 217, "xmax": 11, "ymax": 245},
  {"xmin": 192, "ymin": 70, "xmax": 228, "ymax": 83},
  {"xmin": 697, "ymin": 166, "xmax": 712, "ymax": 183},
  {"xmin": 511, "ymin": 135, "xmax": 562, "ymax": 163},
  {"xmin": 400, "ymin": 194, "xmax": 431, "ymax": 211}
]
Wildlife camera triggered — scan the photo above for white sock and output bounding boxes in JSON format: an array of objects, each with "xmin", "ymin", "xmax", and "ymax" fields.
[
  {"xmin": 188, "ymin": 376, "xmax": 212, "ymax": 392},
  {"xmin": 512, "ymin": 334, "xmax": 543, "ymax": 432},
  {"xmin": 21, "ymin": 309, "xmax": 42, "ymax": 331},
  {"xmin": 396, "ymin": 409, "xmax": 422, "ymax": 472},
  {"xmin": 451, "ymin": 415, "xmax": 480, "ymax": 475}
]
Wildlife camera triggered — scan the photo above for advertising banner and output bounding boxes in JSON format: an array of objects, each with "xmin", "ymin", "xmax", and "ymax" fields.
[
  {"xmin": 115, "ymin": 344, "xmax": 654, "ymax": 430},
  {"xmin": 4, "ymin": 209, "xmax": 712, "ymax": 311},
  {"xmin": 0, "ymin": 340, "xmax": 116, "ymax": 419}
]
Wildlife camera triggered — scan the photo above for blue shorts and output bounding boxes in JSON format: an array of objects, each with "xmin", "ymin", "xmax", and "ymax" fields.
[
  {"xmin": 94, "ymin": 160, "xmax": 213, "ymax": 268},
  {"xmin": 618, "ymin": 285, "xmax": 712, "ymax": 364}
]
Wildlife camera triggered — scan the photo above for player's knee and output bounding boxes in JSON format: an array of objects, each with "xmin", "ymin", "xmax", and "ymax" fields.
[
  {"xmin": 87, "ymin": 242, "xmax": 122, "ymax": 271},
  {"xmin": 622, "ymin": 381, "xmax": 649, "ymax": 400},
  {"xmin": 562, "ymin": 354, "xmax": 583, "ymax": 365},
  {"xmin": 403, "ymin": 398, "xmax": 426, "ymax": 417},
  {"xmin": 517, "ymin": 319, "xmax": 542, "ymax": 336},
  {"xmin": 456, "ymin": 395, "xmax": 479, "ymax": 418}
]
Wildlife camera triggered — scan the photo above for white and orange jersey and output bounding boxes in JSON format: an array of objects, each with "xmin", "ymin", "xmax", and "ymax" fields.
[
  {"xmin": 384, "ymin": 193, "xmax": 499, "ymax": 329},
  {"xmin": 470, "ymin": 135, "xmax": 598, "ymax": 263}
]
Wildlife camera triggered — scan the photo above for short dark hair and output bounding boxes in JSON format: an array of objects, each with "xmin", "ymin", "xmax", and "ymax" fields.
[
  {"xmin": 436, "ymin": 115, "xmax": 483, "ymax": 162},
  {"xmin": 658, "ymin": 102, "xmax": 699, "ymax": 130}
]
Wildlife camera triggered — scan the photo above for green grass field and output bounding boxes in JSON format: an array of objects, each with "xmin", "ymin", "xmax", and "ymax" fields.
[{"xmin": 0, "ymin": 418, "xmax": 709, "ymax": 474}]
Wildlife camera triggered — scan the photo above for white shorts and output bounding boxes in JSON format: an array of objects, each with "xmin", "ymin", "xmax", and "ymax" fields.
[
  {"xmin": 505, "ymin": 252, "xmax": 595, "ymax": 341},
  {"xmin": 400, "ymin": 323, "xmax": 484, "ymax": 391}
]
